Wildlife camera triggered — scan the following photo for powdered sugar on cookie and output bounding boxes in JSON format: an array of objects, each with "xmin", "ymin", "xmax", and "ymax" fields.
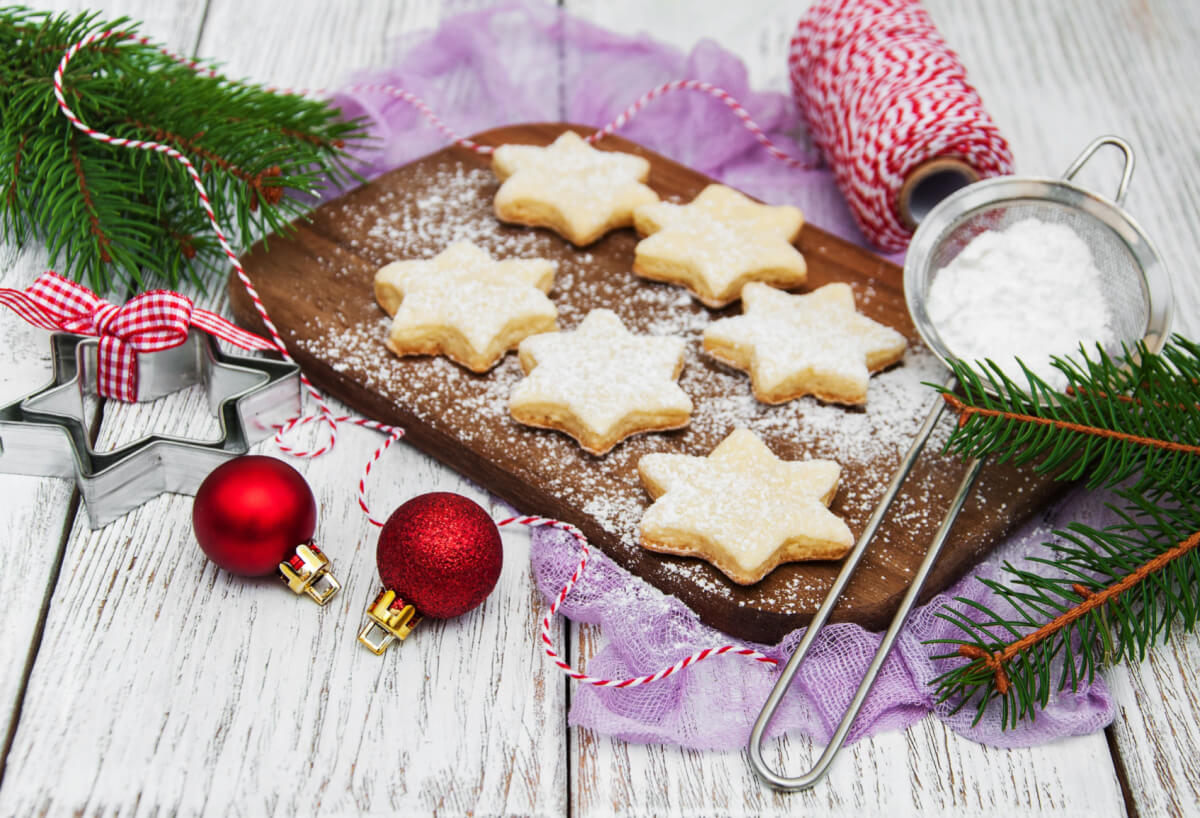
[
  {"xmin": 704, "ymin": 282, "xmax": 906, "ymax": 405},
  {"xmin": 374, "ymin": 241, "xmax": 558, "ymax": 373},
  {"xmin": 509, "ymin": 309, "xmax": 692, "ymax": 454},
  {"xmin": 638, "ymin": 428, "xmax": 853, "ymax": 584},
  {"xmin": 633, "ymin": 184, "xmax": 806, "ymax": 307},
  {"xmin": 492, "ymin": 130, "xmax": 659, "ymax": 246}
]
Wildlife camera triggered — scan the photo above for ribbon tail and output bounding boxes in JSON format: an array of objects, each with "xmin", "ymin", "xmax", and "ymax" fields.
[
  {"xmin": 98, "ymin": 335, "xmax": 138, "ymax": 402},
  {"xmin": 191, "ymin": 308, "xmax": 278, "ymax": 352},
  {"xmin": 0, "ymin": 287, "xmax": 73, "ymax": 331}
]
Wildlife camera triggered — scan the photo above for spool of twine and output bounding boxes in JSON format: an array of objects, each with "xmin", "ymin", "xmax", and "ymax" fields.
[{"xmin": 789, "ymin": 0, "xmax": 1013, "ymax": 252}]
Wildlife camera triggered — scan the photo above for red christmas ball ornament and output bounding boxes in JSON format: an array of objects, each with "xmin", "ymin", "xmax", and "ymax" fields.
[
  {"xmin": 192, "ymin": 455, "xmax": 340, "ymax": 605},
  {"xmin": 358, "ymin": 492, "xmax": 503, "ymax": 654}
]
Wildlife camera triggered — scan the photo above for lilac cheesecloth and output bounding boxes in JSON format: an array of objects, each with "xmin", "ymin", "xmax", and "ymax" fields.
[{"xmin": 333, "ymin": 0, "xmax": 1115, "ymax": 749}]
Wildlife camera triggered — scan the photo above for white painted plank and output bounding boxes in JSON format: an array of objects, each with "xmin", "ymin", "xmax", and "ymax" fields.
[
  {"xmin": 0, "ymin": 0, "xmax": 212, "ymax": 765},
  {"xmin": 0, "ymin": 242, "xmax": 81, "ymax": 762},
  {"xmin": 0, "ymin": 1, "xmax": 566, "ymax": 815},
  {"xmin": 571, "ymin": 622, "xmax": 1125, "ymax": 818},
  {"xmin": 932, "ymin": 3, "xmax": 1200, "ymax": 815},
  {"xmin": 1106, "ymin": 627, "xmax": 1200, "ymax": 817}
]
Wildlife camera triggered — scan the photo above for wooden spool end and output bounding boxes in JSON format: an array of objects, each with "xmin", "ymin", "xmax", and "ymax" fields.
[{"xmin": 898, "ymin": 157, "xmax": 980, "ymax": 230}]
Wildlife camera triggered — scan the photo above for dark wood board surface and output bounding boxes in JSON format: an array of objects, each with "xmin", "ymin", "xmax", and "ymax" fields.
[{"xmin": 230, "ymin": 123, "xmax": 1061, "ymax": 644}]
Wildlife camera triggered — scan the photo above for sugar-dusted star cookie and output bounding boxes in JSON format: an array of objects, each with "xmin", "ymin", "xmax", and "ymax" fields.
[
  {"xmin": 374, "ymin": 241, "xmax": 558, "ymax": 373},
  {"xmin": 632, "ymin": 184, "xmax": 807, "ymax": 308},
  {"xmin": 703, "ymin": 282, "xmax": 906, "ymax": 405},
  {"xmin": 637, "ymin": 428, "xmax": 853, "ymax": 584},
  {"xmin": 492, "ymin": 130, "xmax": 660, "ymax": 246},
  {"xmin": 508, "ymin": 309, "xmax": 692, "ymax": 455}
]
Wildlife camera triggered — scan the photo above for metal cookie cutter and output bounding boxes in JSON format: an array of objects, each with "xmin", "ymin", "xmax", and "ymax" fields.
[
  {"xmin": 0, "ymin": 330, "xmax": 300, "ymax": 527},
  {"xmin": 748, "ymin": 136, "xmax": 1174, "ymax": 790}
]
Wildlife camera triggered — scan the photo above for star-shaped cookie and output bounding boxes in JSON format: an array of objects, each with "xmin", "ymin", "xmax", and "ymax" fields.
[
  {"xmin": 632, "ymin": 184, "xmax": 807, "ymax": 308},
  {"xmin": 492, "ymin": 130, "xmax": 660, "ymax": 246},
  {"xmin": 637, "ymin": 428, "xmax": 853, "ymax": 584},
  {"xmin": 508, "ymin": 309, "xmax": 693, "ymax": 455},
  {"xmin": 703, "ymin": 282, "xmax": 907, "ymax": 405},
  {"xmin": 374, "ymin": 241, "xmax": 558, "ymax": 373}
]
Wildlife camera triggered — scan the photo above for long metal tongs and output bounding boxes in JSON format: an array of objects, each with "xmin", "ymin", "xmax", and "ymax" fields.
[{"xmin": 748, "ymin": 377, "xmax": 983, "ymax": 790}]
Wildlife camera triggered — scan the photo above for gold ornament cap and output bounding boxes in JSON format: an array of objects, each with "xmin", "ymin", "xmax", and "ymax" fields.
[
  {"xmin": 358, "ymin": 589, "xmax": 422, "ymax": 655},
  {"xmin": 278, "ymin": 542, "xmax": 341, "ymax": 605}
]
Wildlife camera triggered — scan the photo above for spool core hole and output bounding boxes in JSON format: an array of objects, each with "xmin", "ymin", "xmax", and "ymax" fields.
[{"xmin": 899, "ymin": 158, "xmax": 980, "ymax": 229}]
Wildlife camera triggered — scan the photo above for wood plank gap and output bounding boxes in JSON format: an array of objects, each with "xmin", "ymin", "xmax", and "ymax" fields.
[
  {"xmin": 0, "ymin": 390, "xmax": 106, "ymax": 790},
  {"xmin": 0, "ymin": 489, "xmax": 80, "ymax": 791},
  {"xmin": 189, "ymin": 0, "xmax": 212, "ymax": 60},
  {"xmin": 1104, "ymin": 724, "xmax": 1138, "ymax": 818},
  {"xmin": 564, "ymin": 621, "xmax": 573, "ymax": 818}
]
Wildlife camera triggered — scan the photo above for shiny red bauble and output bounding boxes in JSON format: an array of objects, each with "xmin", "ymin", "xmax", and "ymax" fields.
[
  {"xmin": 192, "ymin": 455, "xmax": 317, "ymax": 576},
  {"xmin": 377, "ymin": 492, "xmax": 503, "ymax": 618}
]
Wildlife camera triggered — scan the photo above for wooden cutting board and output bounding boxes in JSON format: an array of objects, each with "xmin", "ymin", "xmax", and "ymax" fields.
[{"xmin": 229, "ymin": 123, "xmax": 1060, "ymax": 643}]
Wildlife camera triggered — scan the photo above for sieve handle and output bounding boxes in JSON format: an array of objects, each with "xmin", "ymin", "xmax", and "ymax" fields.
[
  {"xmin": 1062, "ymin": 135, "xmax": 1135, "ymax": 205},
  {"xmin": 748, "ymin": 378, "xmax": 983, "ymax": 791}
]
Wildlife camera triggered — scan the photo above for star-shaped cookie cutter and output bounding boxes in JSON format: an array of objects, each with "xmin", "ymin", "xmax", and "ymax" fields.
[{"xmin": 0, "ymin": 330, "xmax": 300, "ymax": 528}]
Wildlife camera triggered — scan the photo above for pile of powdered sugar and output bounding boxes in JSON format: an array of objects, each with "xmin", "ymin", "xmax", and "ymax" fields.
[{"xmin": 926, "ymin": 218, "xmax": 1117, "ymax": 387}]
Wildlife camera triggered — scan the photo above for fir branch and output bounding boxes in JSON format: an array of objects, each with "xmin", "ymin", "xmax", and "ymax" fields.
[
  {"xmin": 0, "ymin": 6, "xmax": 365, "ymax": 291},
  {"xmin": 938, "ymin": 341, "xmax": 1200, "ymax": 489},
  {"xmin": 929, "ymin": 338, "xmax": 1200, "ymax": 727}
]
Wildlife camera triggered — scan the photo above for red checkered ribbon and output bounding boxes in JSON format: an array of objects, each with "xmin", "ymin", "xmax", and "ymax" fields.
[{"xmin": 0, "ymin": 272, "xmax": 276, "ymax": 402}]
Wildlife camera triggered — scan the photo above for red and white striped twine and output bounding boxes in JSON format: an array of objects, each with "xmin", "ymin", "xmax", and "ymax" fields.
[
  {"xmin": 48, "ymin": 28, "xmax": 849, "ymax": 686},
  {"xmin": 496, "ymin": 516, "xmax": 777, "ymax": 685},
  {"xmin": 53, "ymin": 30, "xmax": 354, "ymax": 458},
  {"xmin": 789, "ymin": 0, "xmax": 1013, "ymax": 251}
]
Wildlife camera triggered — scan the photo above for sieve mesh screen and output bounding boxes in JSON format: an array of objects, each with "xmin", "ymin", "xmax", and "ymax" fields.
[{"xmin": 918, "ymin": 198, "xmax": 1150, "ymax": 362}]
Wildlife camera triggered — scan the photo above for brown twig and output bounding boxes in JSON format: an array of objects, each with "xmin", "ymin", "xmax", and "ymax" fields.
[
  {"xmin": 1068, "ymin": 385, "xmax": 1200, "ymax": 413},
  {"xmin": 7, "ymin": 133, "xmax": 27, "ymax": 207},
  {"xmin": 70, "ymin": 133, "xmax": 111, "ymax": 263},
  {"xmin": 127, "ymin": 119, "xmax": 282, "ymax": 209},
  {"xmin": 958, "ymin": 530, "xmax": 1200, "ymax": 694},
  {"xmin": 941, "ymin": 392, "xmax": 1200, "ymax": 457}
]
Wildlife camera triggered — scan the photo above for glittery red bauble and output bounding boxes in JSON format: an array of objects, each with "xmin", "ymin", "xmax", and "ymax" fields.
[
  {"xmin": 192, "ymin": 456, "xmax": 317, "ymax": 576},
  {"xmin": 377, "ymin": 492, "xmax": 502, "ymax": 619}
]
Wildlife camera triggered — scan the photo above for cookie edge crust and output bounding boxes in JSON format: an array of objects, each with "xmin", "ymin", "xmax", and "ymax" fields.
[
  {"xmin": 387, "ymin": 314, "xmax": 559, "ymax": 374},
  {"xmin": 632, "ymin": 248, "xmax": 808, "ymax": 309},
  {"xmin": 508, "ymin": 400, "xmax": 692, "ymax": 456},
  {"xmin": 493, "ymin": 183, "xmax": 659, "ymax": 247},
  {"xmin": 702, "ymin": 328, "xmax": 907, "ymax": 406},
  {"xmin": 637, "ymin": 528, "xmax": 853, "ymax": 585}
]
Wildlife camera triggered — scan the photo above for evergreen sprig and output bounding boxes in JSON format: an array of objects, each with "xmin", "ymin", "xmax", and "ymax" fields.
[
  {"xmin": 928, "ymin": 336, "xmax": 1200, "ymax": 728},
  {"xmin": 0, "ymin": 6, "xmax": 365, "ymax": 291}
]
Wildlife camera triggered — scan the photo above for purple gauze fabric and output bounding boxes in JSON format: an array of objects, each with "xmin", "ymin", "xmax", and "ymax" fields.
[{"xmin": 331, "ymin": 0, "xmax": 1116, "ymax": 750}]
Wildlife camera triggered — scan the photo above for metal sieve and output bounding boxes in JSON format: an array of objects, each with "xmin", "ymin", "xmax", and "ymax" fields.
[{"xmin": 749, "ymin": 136, "xmax": 1175, "ymax": 791}]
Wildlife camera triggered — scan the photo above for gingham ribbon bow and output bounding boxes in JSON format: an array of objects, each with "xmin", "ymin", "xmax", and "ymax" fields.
[{"xmin": 0, "ymin": 272, "xmax": 276, "ymax": 402}]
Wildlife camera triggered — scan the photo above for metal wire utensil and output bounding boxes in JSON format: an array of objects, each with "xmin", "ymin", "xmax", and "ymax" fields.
[{"xmin": 748, "ymin": 135, "xmax": 1174, "ymax": 791}]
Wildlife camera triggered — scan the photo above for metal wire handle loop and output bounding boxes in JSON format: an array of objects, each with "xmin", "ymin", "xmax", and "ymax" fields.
[
  {"xmin": 1062, "ymin": 135, "xmax": 1135, "ymax": 205},
  {"xmin": 748, "ymin": 377, "xmax": 983, "ymax": 791}
]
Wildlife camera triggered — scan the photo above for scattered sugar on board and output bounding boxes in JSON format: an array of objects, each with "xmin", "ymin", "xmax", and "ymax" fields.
[{"xmin": 294, "ymin": 160, "xmax": 1024, "ymax": 615}]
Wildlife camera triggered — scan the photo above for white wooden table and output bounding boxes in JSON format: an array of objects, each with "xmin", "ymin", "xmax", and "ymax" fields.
[{"xmin": 2, "ymin": 1, "xmax": 1198, "ymax": 815}]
